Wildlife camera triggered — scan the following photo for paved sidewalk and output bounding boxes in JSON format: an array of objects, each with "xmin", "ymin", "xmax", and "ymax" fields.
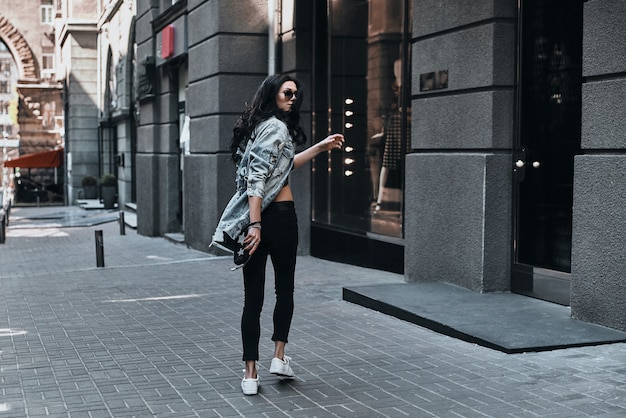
[{"xmin": 1, "ymin": 206, "xmax": 626, "ymax": 417}]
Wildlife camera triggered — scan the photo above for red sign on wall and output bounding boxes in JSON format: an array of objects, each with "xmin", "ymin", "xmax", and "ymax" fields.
[{"xmin": 161, "ymin": 25, "xmax": 175, "ymax": 59}]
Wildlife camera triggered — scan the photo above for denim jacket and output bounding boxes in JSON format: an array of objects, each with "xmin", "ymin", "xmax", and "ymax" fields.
[{"xmin": 211, "ymin": 116, "xmax": 295, "ymax": 251}]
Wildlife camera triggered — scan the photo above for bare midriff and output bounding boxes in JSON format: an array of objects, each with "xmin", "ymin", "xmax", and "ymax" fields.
[{"xmin": 273, "ymin": 185, "xmax": 293, "ymax": 202}]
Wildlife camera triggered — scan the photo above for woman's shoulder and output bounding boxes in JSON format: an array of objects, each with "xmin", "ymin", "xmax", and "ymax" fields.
[
  {"xmin": 258, "ymin": 116, "xmax": 287, "ymax": 130},
  {"xmin": 255, "ymin": 116, "xmax": 289, "ymax": 138}
]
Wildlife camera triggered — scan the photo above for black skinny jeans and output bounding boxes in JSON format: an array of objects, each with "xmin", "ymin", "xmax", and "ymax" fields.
[{"xmin": 241, "ymin": 201, "xmax": 298, "ymax": 361}]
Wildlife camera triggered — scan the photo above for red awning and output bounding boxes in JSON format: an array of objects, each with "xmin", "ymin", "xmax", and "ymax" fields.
[{"xmin": 4, "ymin": 148, "xmax": 64, "ymax": 168}]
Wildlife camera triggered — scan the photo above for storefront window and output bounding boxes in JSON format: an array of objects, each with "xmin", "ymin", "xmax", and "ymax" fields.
[{"xmin": 312, "ymin": 0, "xmax": 411, "ymax": 240}]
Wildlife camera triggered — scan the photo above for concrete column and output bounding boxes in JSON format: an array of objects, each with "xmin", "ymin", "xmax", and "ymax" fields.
[
  {"xmin": 184, "ymin": 0, "xmax": 268, "ymax": 252},
  {"xmin": 63, "ymin": 29, "xmax": 99, "ymax": 202},
  {"xmin": 571, "ymin": 0, "xmax": 626, "ymax": 331},
  {"xmin": 135, "ymin": 1, "xmax": 162, "ymax": 236},
  {"xmin": 405, "ymin": 0, "xmax": 516, "ymax": 291}
]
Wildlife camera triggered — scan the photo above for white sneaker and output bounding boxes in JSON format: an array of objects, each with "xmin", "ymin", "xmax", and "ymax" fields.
[
  {"xmin": 270, "ymin": 356, "xmax": 294, "ymax": 378},
  {"xmin": 241, "ymin": 373, "xmax": 260, "ymax": 395}
]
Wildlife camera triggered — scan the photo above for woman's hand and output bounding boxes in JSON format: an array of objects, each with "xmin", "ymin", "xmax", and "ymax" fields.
[
  {"xmin": 318, "ymin": 133, "xmax": 344, "ymax": 152},
  {"xmin": 244, "ymin": 226, "xmax": 261, "ymax": 255}
]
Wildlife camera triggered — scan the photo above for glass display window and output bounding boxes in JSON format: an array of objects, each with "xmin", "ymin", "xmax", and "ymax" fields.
[{"xmin": 311, "ymin": 0, "xmax": 411, "ymax": 241}]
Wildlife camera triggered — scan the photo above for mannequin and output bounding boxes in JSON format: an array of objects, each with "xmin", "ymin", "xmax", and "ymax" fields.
[
  {"xmin": 375, "ymin": 59, "xmax": 403, "ymax": 212},
  {"xmin": 375, "ymin": 104, "xmax": 401, "ymax": 211}
]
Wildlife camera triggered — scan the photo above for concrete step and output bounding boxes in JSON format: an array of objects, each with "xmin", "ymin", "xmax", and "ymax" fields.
[{"xmin": 164, "ymin": 232, "xmax": 185, "ymax": 245}]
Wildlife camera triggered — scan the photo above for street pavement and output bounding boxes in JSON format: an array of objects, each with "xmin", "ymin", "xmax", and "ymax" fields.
[{"xmin": 1, "ymin": 206, "xmax": 626, "ymax": 417}]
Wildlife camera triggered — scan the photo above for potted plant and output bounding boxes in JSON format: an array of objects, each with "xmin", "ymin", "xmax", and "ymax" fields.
[
  {"xmin": 81, "ymin": 175, "xmax": 98, "ymax": 199},
  {"xmin": 100, "ymin": 174, "xmax": 117, "ymax": 209}
]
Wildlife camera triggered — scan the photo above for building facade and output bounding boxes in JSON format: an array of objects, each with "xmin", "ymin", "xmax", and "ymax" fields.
[
  {"xmin": 0, "ymin": 0, "xmax": 64, "ymax": 203},
  {"xmin": 96, "ymin": 0, "xmax": 137, "ymax": 208},
  {"xmin": 135, "ymin": 0, "xmax": 626, "ymax": 332},
  {"xmin": 54, "ymin": 0, "xmax": 136, "ymax": 207},
  {"xmin": 55, "ymin": 0, "xmax": 99, "ymax": 203}
]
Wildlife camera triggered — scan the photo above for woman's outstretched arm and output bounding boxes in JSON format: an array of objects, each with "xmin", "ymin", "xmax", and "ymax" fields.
[{"xmin": 294, "ymin": 134, "xmax": 344, "ymax": 170}]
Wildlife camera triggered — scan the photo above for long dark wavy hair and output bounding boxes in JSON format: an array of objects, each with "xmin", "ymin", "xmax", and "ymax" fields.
[{"xmin": 230, "ymin": 74, "xmax": 307, "ymax": 163}]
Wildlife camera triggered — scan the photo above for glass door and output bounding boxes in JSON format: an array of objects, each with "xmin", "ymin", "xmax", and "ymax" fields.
[{"xmin": 512, "ymin": 0, "xmax": 583, "ymax": 305}]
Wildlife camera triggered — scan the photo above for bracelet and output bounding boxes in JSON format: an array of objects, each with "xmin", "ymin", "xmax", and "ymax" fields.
[{"xmin": 249, "ymin": 221, "xmax": 261, "ymax": 230}]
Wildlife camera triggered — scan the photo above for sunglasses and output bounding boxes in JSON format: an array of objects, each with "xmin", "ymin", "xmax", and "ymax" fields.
[{"xmin": 281, "ymin": 90, "xmax": 298, "ymax": 100}]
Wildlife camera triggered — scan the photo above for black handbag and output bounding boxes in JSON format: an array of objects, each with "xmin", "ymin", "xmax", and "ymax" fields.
[{"xmin": 217, "ymin": 227, "xmax": 251, "ymax": 270}]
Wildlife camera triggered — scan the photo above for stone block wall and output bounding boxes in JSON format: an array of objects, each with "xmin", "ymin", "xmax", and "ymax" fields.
[
  {"xmin": 571, "ymin": 0, "xmax": 626, "ymax": 331},
  {"xmin": 184, "ymin": 0, "xmax": 269, "ymax": 251},
  {"xmin": 405, "ymin": 0, "xmax": 516, "ymax": 291}
]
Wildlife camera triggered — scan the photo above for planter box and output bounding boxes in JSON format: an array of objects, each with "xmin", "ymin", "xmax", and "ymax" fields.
[
  {"xmin": 83, "ymin": 185, "xmax": 97, "ymax": 199},
  {"xmin": 101, "ymin": 186, "xmax": 116, "ymax": 209}
]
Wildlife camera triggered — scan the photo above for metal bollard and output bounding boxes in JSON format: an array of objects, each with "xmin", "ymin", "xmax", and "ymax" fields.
[
  {"xmin": 95, "ymin": 230, "xmax": 105, "ymax": 267},
  {"xmin": 0, "ymin": 214, "xmax": 5, "ymax": 244},
  {"xmin": 119, "ymin": 211, "xmax": 126, "ymax": 235}
]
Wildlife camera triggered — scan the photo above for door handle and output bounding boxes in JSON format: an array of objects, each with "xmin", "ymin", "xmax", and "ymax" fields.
[{"xmin": 513, "ymin": 147, "xmax": 527, "ymax": 182}]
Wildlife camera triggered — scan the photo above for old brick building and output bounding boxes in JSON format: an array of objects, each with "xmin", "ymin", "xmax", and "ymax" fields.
[{"xmin": 0, "ymin": 0, "xmax": 64, "ymax": 202}]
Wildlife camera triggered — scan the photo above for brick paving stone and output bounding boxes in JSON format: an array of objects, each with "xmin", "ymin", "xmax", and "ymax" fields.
[{"xmin": 2, "ymin": 207, "xmax": 626, "ymax": 417}]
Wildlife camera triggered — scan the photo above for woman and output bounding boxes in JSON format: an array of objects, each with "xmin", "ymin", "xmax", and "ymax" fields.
[{"xmin": 212, "ymin": 74, "xmax": 344, "ymax": 396}]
